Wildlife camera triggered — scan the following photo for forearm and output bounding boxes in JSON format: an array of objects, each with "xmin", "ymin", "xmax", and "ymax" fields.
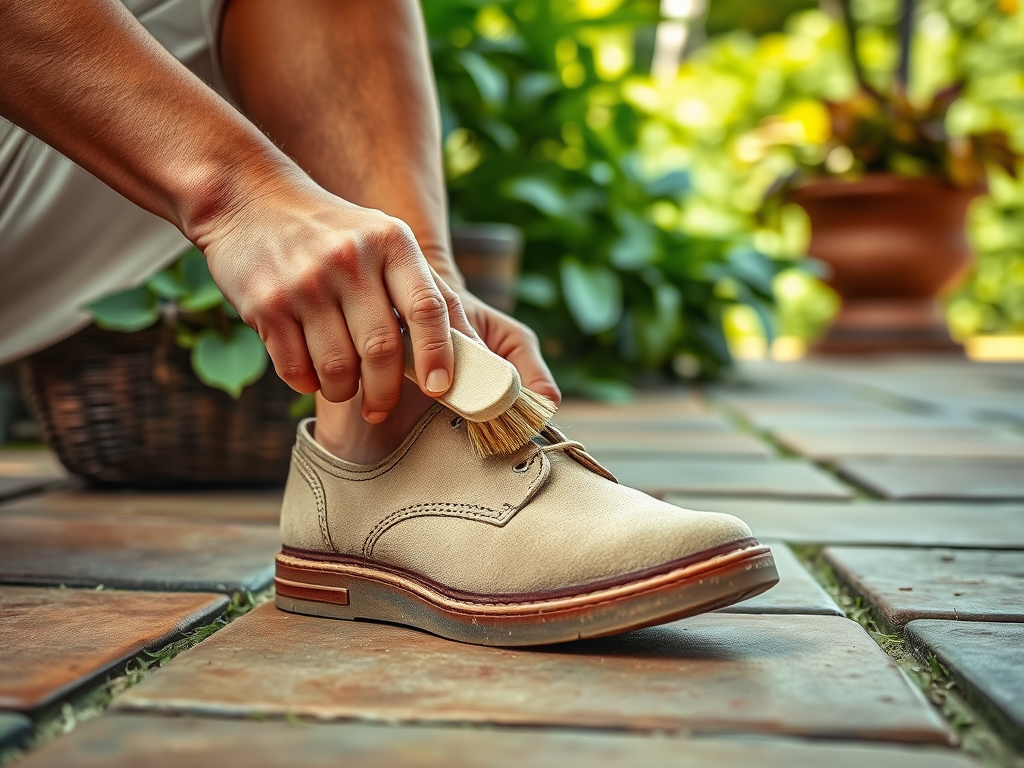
[
  {"xmin": 219, "ymin": 0, "xmax": 462, "ymax": 286},
  {"xmin": 0, "ymin": 0, "xmax": 299, "ymax": 243}
]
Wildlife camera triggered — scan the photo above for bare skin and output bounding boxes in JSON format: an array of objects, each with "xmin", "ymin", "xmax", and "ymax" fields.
[{"xmin": 0, "ymin": 0, "xmax": 559, "ymax": 464}]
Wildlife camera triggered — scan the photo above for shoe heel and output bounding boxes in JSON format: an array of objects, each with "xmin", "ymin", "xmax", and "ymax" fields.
[{"xmin": 274, "ymin": 555, "xmax": 358, "ymax": 621}]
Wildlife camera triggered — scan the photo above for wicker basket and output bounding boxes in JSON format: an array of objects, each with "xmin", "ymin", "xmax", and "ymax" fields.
[{"xmin": 19, "ymin": 323, "xmax": 299, "ymax": 487}]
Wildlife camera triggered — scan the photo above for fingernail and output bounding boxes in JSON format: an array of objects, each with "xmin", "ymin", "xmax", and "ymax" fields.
[
  {"xmin": 425, "ymin": 368, "xmax": 450, "ymax": 394},
  {"xmin": 365, "ymin": 411, "xmax": 389, "ymax": 424}
]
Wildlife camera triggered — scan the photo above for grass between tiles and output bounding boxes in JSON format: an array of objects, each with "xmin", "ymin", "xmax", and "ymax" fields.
[
  {"xmin": 792, "ymin": 545, "xmax": 1024, "ymax": 768},
  {"xmin": 0, "ymin": 588, "xmax": 272, "ymax": 767}
]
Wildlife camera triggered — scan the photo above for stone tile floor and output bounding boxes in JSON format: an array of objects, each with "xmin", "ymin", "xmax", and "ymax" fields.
[{"xmin": 0, "ymin": 356, "xmax": 1021, "ymax": 767}]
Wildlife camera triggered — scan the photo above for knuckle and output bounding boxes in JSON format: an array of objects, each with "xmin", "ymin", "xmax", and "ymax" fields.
[
  {"xmin": 375, "ymin": 217, "xmax": 417, "ymax": 256},
  {"xmin": 361, "ymin": 332, "xmax": 402, "ymax": 366},
  {"xmin": 325, "ymin": 237, "xmax": 364, "ymax": 281},
  {"xmin": 443, "ymin": 290, "xmax": 464, "ymax": 314},
  {"xmin": 408, "ymin": 288, "xmax": 447, "ymax": 326},
  {"xmin": 318, "ymin": 354, "xmax": 356, "ymax": 380},
  {"xmin": 275, "ymin": 360, "xmax": 313, "ymax": 383},
  {"xmin": 252, "ymin": 287, "xmax": 290, "ymax": 317}
]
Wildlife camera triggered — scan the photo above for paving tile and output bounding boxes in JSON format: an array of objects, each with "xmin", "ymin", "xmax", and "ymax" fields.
[
  {"xmin": 15, "ymin": 717, "xmax": 978, "ymax": 768},
  {"xmin": 905, "ymin": 620, "xmax": 1024, "ymax": 751},
  {"xmin": 837, "ymin": 460, "xmax": 1024, "ymax": 500},
  {"xmin": 0, "ymin": 586, "xmax": 227, "ymax": 711},
  {"xmin": 0, "ymin": 515, "xmax": 278, "ymax": 592},
  {"xmin": 823, "ymin": 547, "xmax": 1024, "ymax": 627},
  {"xmin": 744, "ymin": 411, "xmax": 978, "ymax": 430},
  {"xmin": 717, "ymin": 541, "xmax": 842, "ymax": 616},
  {"xmin": 774, "ymin": 428, "xmax": 1024, "ymax": 460},
  {"xmin": 0, "ymin": 712, "xmax": 31, "ymax": 751},
  {"xmin": 664, "ymin": 498, "xmax": 1024, "ymax": 549},
  {"xmin": 0, "ymin": 449, "xmax": 66, "ymax": 479},
  {"xmin": 116, "ymin": 605, "xmax": 951, "ymax": 744},
  {"xmin": 0, "ymin": 477, "xmax": 59, "ymax": 503},
  {"xmin": 1, "ymin": 489, "xmax": 281, "ymax": 523},
  {"xmin": 555, "ymin": 414, "xmax": 733, "ymax": 432},
  {"xmin": 572, "ymin": 430, "xmax": 772, "ymax": 459},
  {"xmin": 555, "ymin": 393, "xmax": 708, "ymax": 423},
  {"xmin": 604, "ymin": 458, "xmax": 852, "ymax": 499}
]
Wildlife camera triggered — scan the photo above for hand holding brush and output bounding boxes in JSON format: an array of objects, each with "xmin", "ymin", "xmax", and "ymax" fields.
[{"xmin": 404, "ymin": 328, "xmax": 556, "ymax": 456}]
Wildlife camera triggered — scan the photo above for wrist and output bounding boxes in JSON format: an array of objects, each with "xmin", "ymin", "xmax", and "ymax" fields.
[{"xmin": 176, "ymin": 141, "xmax": 304, "ymax": 250}]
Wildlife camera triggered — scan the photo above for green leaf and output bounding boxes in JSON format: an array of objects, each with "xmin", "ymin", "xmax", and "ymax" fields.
[
  {"xmin": 178, "ymin": 249, "xmax": 224, "ymax": 312},
  {"xmin": 516, "ymin": 273, "xmax": 558, "ymax": 307},
  {"xmin": 515, "ymin": 72, "xmax": 561, "ymax": 104},
  {"xmin": 610, "ymin": 212, "xmax": 657, "ymax": 269},
  {"xmin": 146, "ymin": 269, "xmax": 187, "ymax": 300},
  {"xmin": 560, "ymin": 258, "xmax": 622, "ymax": 334},
  {"xmin": 456, "ymin": 50, "xmax": 508, "ymax": 107},
  {"xmin": 726, "ymin": 246, "xmax": 776, "ymax": 298},
  {"xmin": 191, "ymin": 324, "xmax": 268, "ymax": 398},
  {"xmin": 506, "ymin": 178, "xmax": 569, "ymax": 218},
  {"xmin": 86, "ymin": 288, "xmax": 159, "ymax": 332},
  {"xmin": 289, "ymin": 393, "xmax": 315, "ymax": 420},
  {"xmin": 645, "ymin": 170, "xmax": 692, "ymax": 197}
]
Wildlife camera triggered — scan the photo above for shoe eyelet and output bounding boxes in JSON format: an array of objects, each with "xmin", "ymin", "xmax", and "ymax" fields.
[
  {"xmin": 450, "ymin": 416, "xmax": 464, "ymax": 428},
  {"xmin": 512, "ymin": 460, "xmax": 529, "ymax": 473}
]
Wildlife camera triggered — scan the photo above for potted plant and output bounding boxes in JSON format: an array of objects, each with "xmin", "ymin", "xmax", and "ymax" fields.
[
  {"xmin": 18, "ymin": 248, "xmax": 298, "ymax": 487},
  {"xmin": 787, "ymin": 0, "xmax": 1018, "ymax": 353}
]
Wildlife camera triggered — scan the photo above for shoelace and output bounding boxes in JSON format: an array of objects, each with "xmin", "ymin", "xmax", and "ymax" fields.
[{"xmin": 537, "ymin": 437, "xmax": 585, "ymax": 456}]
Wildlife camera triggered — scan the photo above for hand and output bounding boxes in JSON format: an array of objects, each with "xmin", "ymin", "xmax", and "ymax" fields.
[
  {"xmin": 452, "ymin": 290, "xmax": 562, "ymax": 408},
  {"xmin": 199, "ymin": 179, "xmax": 459, "ymax": 423}
]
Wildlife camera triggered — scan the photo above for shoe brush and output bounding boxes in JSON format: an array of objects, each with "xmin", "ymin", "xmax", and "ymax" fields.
[{"xmin": 404, "ymin": 328, "xmax": 556, "ymax": 457}]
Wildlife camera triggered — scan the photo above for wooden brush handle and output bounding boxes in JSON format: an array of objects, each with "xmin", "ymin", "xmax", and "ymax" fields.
[{"xmin": 404, "ymin": 328, "xmax": 521, "ymax": 423}]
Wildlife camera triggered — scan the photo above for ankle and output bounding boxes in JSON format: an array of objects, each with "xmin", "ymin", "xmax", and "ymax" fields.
[{"xmin": 313, "ymin": 381, "xmax": 435, "ymax": 465}]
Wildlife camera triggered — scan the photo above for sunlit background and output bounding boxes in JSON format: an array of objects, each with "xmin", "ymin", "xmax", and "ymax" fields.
[{"xmin": 427, "ymin": 0, "xmax": 1024, "ymax": 397}]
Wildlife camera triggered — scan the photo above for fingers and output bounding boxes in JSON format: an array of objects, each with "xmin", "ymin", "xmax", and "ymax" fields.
[
  {"xmin": 379, "ymin": 223, "xmax": 455, "ymax": 399},
  {"xmin": 303, "ymin": 308, "xmax": 359, "ymax": 404},
  {"xmin": 429, "ymin": 267, "xmax": 481, "ymax": 344},
  {"xmin": 470, "ymin": 304, "xmax": 561, "ymax": 407},
  {"xmin": 502, "ymin": 329, "xmax": 562, "ymax": 406},
  {"xmin": 261, "ymin": 318, "xmax": 321, "ymax": 395},
  {"xmin": 344, "ymin": 285, "xmax": 406, "ymax": 423}
]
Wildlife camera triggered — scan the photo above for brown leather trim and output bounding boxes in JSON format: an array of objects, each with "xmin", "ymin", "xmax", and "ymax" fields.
[
  {"xmin": 280, "ymin": 537, "xmax": 759, "ymax": 605},
  {"xmin": 274, "ymin": 577, "xmax": 349, "ymax": 606},
  {"xmin": 277, "ymin": 545, "xmax": 771, "ymax": 616}
]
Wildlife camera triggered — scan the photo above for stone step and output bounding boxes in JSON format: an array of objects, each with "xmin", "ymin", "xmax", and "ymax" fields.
[{"xmin": 115, "ymin": 605, "xmax": 951, "ymax": 745}]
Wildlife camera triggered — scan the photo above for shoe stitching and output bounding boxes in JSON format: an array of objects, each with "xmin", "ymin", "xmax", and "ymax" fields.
[
  {"xmin": 362, "ymin": 502, "xmax": 512, "ymax": 557},
  {"xmin": 293, "ymin": 450, "xmax": 335, "ymax": 553},
  {"xmin": 361, "ymin": 450, "xmax": 548, "ymax": 557}
]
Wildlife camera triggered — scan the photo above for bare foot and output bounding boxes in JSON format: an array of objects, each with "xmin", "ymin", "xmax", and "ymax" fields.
[{"xmin": 313, "ymin": 380, "xmax": 435, "ymax": 465}]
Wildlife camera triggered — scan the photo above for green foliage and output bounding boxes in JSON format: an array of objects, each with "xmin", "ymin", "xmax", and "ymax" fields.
[
  {"xmin": 87, "ymin": 287, "xmax": 159, "ymax": 332},
  {"xmin": 426, "ymin": 0, "xmax": 796, "ymax": 386},
  {"xmin": 84, "ymin": 247, "xmax": 268, "ymax": 397},
  {"xmin": 192, "ymin": 324, "xmax": 268, "ymax": 397},
  {"xmin": 619, "ymin": 0, "xmax": 1024, "ymax": 342}
]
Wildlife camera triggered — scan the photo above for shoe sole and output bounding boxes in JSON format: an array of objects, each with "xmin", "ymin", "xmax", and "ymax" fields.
[{"xmin": 274, "ymin": 541, "xmax": 779, "ymax": 646}]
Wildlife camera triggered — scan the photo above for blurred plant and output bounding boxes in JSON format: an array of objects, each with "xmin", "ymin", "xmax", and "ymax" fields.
[
  {"xmin": 425, "ymin": 0, "xmax": 796, "ymax": 393},
  {"xmin": 630, "ymin": 0, "xmax": 1023, "ymax": 344},
  {"xmin": 792, "ymin": 0, "xmax": 1020, "ymax": 188},
  {"xmin": 86, "ymin": 247, "xmax": 268, "ymax": 397}
]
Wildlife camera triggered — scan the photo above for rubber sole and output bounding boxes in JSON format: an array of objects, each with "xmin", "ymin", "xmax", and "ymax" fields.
[{"xmin": 274, "ymin": 542, "xmax": 779, "ymax": 646}]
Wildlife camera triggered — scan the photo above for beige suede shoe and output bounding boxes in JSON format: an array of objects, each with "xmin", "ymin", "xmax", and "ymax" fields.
[{"xmin": 275, "ymin": 405, "xmax": 778, "ymax": 646}]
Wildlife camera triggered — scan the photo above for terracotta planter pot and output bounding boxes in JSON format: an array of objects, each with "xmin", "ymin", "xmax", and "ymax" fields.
[
  {"xmin": 451, "ymin": 224, "xmax": 523, "ymax": 313},
  {"xmin": 791, "ymin": 175, "xmax": 978, "ymax": 354}
]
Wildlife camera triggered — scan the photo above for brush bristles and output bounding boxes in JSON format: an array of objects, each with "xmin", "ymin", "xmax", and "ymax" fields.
[{"xmin": 467, "ymin": 387, "xmax": 557, "ymax": 457}]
